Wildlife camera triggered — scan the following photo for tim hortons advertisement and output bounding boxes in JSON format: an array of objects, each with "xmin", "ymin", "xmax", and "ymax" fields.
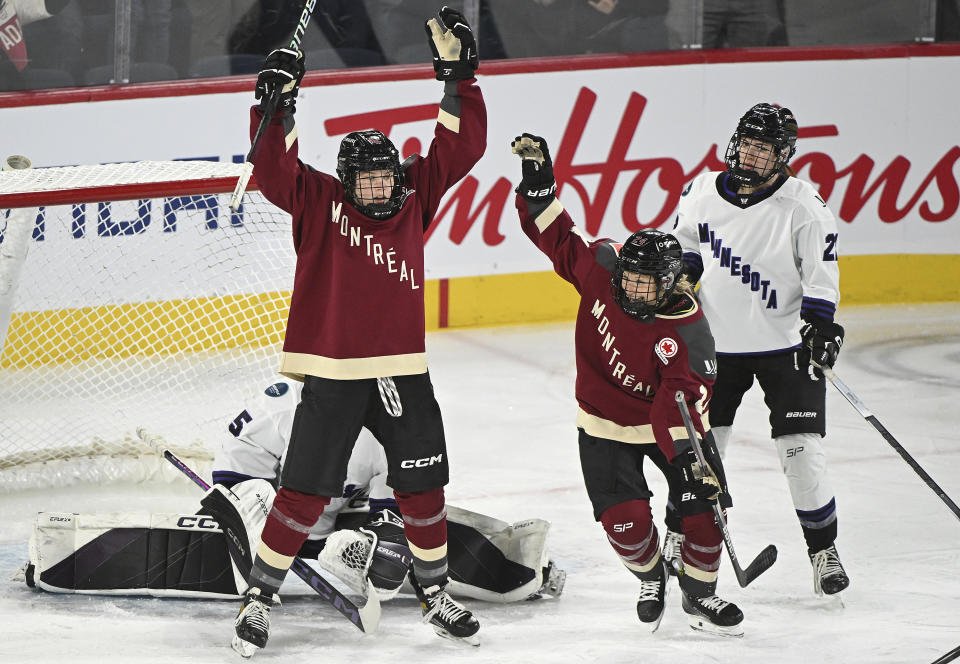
[{"xmin": 2, "ymin": 55, "xmax": 958, "ymax": 293}]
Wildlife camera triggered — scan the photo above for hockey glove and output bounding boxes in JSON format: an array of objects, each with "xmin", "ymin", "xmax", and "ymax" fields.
[
  {"xmin": 255, "ymin": 48, "xmax": 305, "ymax": 113},
  {"xmin": 511, "ymin": 133, "xmax": 557, "ymax": 203},
  {"xmin": 672, "ymin": 447, "xmax": 722, "ymax": 503},
  {"xmin": 425, "ymin": 6, "xmax": 478, "ymax": 81},
  {"xmin": 799, "ymin": 317, "xmax": 844, "ymax": 368}
]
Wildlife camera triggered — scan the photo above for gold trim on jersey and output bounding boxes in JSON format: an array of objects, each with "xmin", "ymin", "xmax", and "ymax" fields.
[
  {"xmin": 535, "ymin": 198, "xmax": 564, "ymax": 232},
  {"xmin": 256, "ymin": 541, "xmax": 295, "ymax": 570},
  {"xmin": 279, "ymin": 351, "xmax": 428, "ymax": 380},
  {"xmin": 655, "ymin": 292, "xmax": 699, "ymax": 319},
  {"xmin": 437, "ymin": 107, "xmax": 460, "ymax": 133},
  {"xmin": 576, "ymin": 409, "xmax": 710, "ymax": 446},
  {"xmin": 576, "ymin": 408, "xmax": 656, "ymax": 444}
]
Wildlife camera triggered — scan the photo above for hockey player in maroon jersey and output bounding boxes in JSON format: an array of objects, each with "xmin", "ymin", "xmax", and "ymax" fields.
[
  {"xmin": 511, "ymin": 133, "xmax": 745, "ymax": 636},
  {"xmin": 228, "ymin": 6, "xmax": 486, "ymax": 657}
]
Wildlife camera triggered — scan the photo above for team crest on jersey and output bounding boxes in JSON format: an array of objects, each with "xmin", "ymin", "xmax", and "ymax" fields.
[
  {"xmin": 654, "ymin": 338, "xmax": 678, "ymax": 365},
  {"xmin": 264, "ymin": 382, "xmax": 289, "ymax": 397}
]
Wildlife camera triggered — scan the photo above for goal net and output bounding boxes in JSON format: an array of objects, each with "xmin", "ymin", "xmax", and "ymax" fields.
[{"xmin": 0, "ymin": 159, "xmax": 294, "ymax": 491}]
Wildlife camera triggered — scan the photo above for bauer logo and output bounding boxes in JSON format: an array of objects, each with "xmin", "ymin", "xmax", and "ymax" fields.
[
  {"xmin": 786, "ymin": 411, "xmax": 818, "ymax": 418},
  {"xmin": 265, "ymin": 382, "xmax": 289, "ymax": 397}
]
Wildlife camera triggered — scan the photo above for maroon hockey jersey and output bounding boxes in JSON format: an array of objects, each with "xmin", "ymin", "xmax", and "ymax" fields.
[
  {"xmin": 516, "ymin": 197, "xmax": 717, "ymax": 461},
  {"xmin": 251, "ymin": 79, "xmax": 486, "ymax": 380}
]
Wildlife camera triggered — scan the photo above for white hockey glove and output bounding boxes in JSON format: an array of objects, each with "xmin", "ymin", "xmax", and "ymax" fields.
[
  {"xmin": 511, "ymin": 133, "xmax": 557, "ymax": 203},
  {"xmin": 255, "ymin": 48, "xmax": 305, "ymax": 112},
  {"xmin": 424, "ymin": 6, "xmax": 478, "ymax": 81}
]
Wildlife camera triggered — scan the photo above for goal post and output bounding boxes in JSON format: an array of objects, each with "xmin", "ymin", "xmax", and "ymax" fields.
[{"xmin": 0, "ymin": 160, "xmax": 294, "ymax": 490}]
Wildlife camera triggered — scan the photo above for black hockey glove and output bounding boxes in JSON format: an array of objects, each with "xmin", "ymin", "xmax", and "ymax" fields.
[
  {"xmin": 424, "ymin": 5, "xmax": 478, "ymax": 81},
  {"xmin": 799, "ymin": 317, "xmax": 844, "ymax": 368},
  {"xmin": 255, "ymin": 48, "xmax": 305, "ymax": 113},
  {"xmin": 511, "ymin": 133, "xmax": 557, "ymax": 203},
  {"xmin": 672, "ymin": 447, "xmax": 722, "ymax": 503}
]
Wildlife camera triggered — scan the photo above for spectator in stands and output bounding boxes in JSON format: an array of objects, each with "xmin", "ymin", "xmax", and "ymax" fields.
[
  {"xmin": 0, "ymin": 0, "xmax": 69, "ymax": 90},
  {"xmin": 666, "ymin": 0, "xmax": 787, "ymax": 49}
]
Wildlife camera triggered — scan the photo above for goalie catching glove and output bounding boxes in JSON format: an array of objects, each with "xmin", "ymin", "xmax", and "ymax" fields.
[
  {"xmin": 511, "ymin": 133, "xmax": 557, "ymax": 203},
  {"xmin": 255, "ymin": 48, "xmax": 305, "ymax": 113},
  {"xmin": 425, "ymin": 6, "xmax": 478, "ymax": 81},
  {"xmin": 319, "ymin": 509, "xmax": 413, "ymax": 600}
]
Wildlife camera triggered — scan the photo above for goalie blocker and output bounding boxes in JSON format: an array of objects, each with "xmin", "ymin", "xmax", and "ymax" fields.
[{"xmin": 23, "ymin": 485, "xmax": 562, "ymax": 604}]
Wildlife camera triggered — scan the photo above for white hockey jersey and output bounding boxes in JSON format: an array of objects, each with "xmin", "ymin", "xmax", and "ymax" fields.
[
  {"xmin": 212, "ymin": 380, "xmax": 393, "ymax": 541},
  {"xmin": 673, "ymin": 172, "xmax": 840, "ymax": 354}
]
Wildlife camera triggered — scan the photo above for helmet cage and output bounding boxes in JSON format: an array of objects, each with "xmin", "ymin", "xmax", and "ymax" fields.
[
  {"xmin": 610, "ymin": 230, "xmax": 683, "ymax": 321},
  {"xmin": 336, "ymin": 130, "xmax": 404, "ymax": 220},
  {"xmin": 725, "ymin": 103, "xmax": 798, "ymax": 186}
]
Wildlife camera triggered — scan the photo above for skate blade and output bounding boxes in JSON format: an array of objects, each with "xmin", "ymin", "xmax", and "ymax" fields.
[
  {"xmin": 687, "ymin": 615, "xmax": 744, "ymax": 638},
  {"xmin": 432, "ymin": 626, "xmax": 481, "ymax": 647},
  {"xmin": 648, "ymin": 582, "xmax": 670, "ymax": 633},
  {"xmin": 231, "ymin": 635, "xmax": 260, "ymax": 658}
]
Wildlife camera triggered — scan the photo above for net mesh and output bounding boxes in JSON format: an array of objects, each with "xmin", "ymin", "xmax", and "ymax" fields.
[
  {"xmin": 0, "ymin": 162, "xmax": 294, "ymax": 491},
  {"xmin": 317, "ymin": 529, "xmax": 373, "ymax": 596}
]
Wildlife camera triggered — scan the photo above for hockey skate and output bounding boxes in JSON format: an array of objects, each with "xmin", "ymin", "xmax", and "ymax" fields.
[
  {"xmin": 636, "ymin": 559, "xmax": 669, "ymax": 632},
  {"xmin": 417, "ymin": 584, "xmax": 481, "ymax": 646},
  {"xmin": 232, "ymin": 587, "xmax": 279, "ymax": 658},
  {"xmin": 810, "ymin": 544, "xmax": 850, "ymax": 597},
  {"xmin": 681, "ymin": 591, "xmax": 744, "ymax": 637},
  {"xmin": 661, "ymin": 530, "xmax": 684, "ymax": 577}
]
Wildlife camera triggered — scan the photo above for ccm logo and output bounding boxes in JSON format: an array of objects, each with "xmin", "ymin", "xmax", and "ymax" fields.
[
  {"xmin": 177, "ymin": 516, "xmax": 219, "ymax": 530},
  {"xmin": 786, "ymin": 411, "xmax": 817, "ymax": 418},
  {"xmin": 401, "ymin": 454, "xmax": 443, "ymax": 469},
  {"xmin": 613, "ymin": 522, "xmax": 633, "ymax": 533}
]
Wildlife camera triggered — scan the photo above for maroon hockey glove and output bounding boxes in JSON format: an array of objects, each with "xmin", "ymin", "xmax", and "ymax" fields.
[{"xmin": 511, "ymin": 133, "xmax": 557, "ymax": 203}]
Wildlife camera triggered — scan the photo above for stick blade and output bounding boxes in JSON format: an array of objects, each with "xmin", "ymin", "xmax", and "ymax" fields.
[
  {"xmin": 358, "ymin": 579, "xmax": 382, "ymax": 634},
  {"xmin": 736, "ymin": 544, "xmax": 778, "ymax": 588}
]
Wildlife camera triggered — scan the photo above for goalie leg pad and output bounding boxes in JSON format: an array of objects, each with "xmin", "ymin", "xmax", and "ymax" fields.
[
  {"xmin": 28, "ymin": 512, "xmax": 240, "ymax": 597},
  {"xmin": 200, "ymin": 479, "xmax": 276, "ymax": 588}
]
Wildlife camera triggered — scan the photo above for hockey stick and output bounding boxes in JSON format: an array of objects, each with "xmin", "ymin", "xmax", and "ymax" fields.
[
  {"xmin": 931, "ymin": 644, "xmax": 960, "ymax": 664},
  {"xmin": 160, "ymin": 446, "xmax": 381, "ymax": 633},
  {"xmin": 821, "ymin": 366, "xmax": 960, "ymax": 524},
  {"xmin": 229, "ymin": 0, "xmax": 318, "ymax": 212},
  {"xmin": 673, "ymin": 391, "xmax": 778, "ymax": 587}
]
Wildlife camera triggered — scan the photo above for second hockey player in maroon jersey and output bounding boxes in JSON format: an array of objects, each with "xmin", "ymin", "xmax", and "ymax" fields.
[
  {"xmin": 511, "ymin": 133, "xmax": 745, "ymax": 636},
  {"xmin": 228, "ymin": 7, "xmax": 486, "ymax": 657}
]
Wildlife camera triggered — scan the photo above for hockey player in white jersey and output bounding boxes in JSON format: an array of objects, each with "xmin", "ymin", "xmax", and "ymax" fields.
[
  {"xmin": 670, "ymin": 103, "xmax": 849, "ymax": 598},
  {"xmin": 22, "ymin": 379, "xmax": 565, "ymax": 612}
]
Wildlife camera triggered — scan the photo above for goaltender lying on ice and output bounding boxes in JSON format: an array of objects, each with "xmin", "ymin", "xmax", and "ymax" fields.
[{"xmin": 19, "ymin": 379, "xmax": 566, "ymax": 604}]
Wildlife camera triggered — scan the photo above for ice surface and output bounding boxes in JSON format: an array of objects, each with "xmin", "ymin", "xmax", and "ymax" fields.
[{"xmin": 1, "ymin": 303, "xmax": 958, "ymax": 663}]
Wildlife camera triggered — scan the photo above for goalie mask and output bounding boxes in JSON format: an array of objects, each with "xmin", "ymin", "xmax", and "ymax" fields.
[
  {"xmin": 336, "ymin": 130, "xmax": 404, "ymax": 220},
  {"xmin": 610, "ymin": 229, "xmax": 683, "ymax": 322},
  {"xmin": 724, "ymin": 103, "xmax": 798, "ymax": 186}
]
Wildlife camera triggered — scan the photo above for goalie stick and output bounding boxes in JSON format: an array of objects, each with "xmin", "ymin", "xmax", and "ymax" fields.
[
  {"xmin": 673, "ymin": 391, "xmax": 778, "ymax": 587},
  {"xmin": 821, "ymin": 366, "xmax": 960, "ymax": 524},
  {"xmin": 158, "ymin": 444, "xmax": 381, "ymax": 633},
  {"xmin": 229, "ymin": 0, "xmax": 318, "ymax": 212}
]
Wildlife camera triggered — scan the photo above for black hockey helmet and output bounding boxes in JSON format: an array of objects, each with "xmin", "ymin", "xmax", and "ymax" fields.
[
  {"xmin": 336, "ymin": 130, "xmax": 404, "ymax": 219},
  {"xmin": 610, "ymin": 229, "xmax": 683, "ymax": 322},
  {"xmin": 724, "ymin": 103, "xmax": 798, "ymax": 186}
]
